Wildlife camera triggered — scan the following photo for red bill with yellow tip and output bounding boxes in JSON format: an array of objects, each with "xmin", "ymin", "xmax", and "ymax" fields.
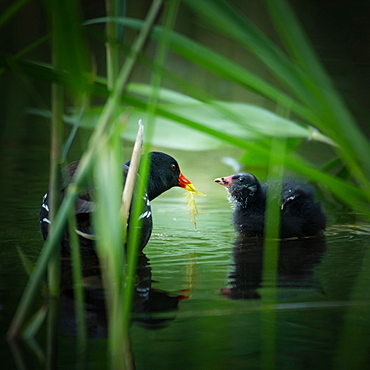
[{"xmin": 179, "ymin": 173, "xmax": 204, "ymax": 195}]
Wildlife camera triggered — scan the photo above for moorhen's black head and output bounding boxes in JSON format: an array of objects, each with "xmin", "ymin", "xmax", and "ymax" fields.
[
  {"xmin": 146, "ymin": 152, "xmax": 194, "ymax": 200},
  {"xmin": 214, "ymin": 173, "xmax": 262, "ymax": 205}
]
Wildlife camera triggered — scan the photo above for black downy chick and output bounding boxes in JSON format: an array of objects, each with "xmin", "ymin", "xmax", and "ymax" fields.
[{"xmin": 215, "ymin": 173, "xmax": 326, "ymax": 238}]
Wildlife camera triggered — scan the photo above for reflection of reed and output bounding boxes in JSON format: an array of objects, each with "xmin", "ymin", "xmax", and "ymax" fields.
[
  {"xmin": 222, "ymin": 236, "xmax": 326, "ymax": 300},
  {"xmin": 60, "ymin": 251, "xmax": 189, "ymax": 337}
]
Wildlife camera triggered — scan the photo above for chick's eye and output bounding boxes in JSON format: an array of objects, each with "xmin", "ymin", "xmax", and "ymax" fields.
[{"xmin": 238, "ymin": 177, "xmax": 245, "ymax": 183}]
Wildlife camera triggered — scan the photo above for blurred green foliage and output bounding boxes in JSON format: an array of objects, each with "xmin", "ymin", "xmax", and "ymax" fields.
[{"xmin": 3, "ymin": 0, "xmax": 370, "ymax": 369}]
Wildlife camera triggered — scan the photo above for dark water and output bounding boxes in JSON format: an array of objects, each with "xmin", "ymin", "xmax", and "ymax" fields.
[{"xmin": 1, "ymin": 117, "xmax": 370, "ymax": 369}]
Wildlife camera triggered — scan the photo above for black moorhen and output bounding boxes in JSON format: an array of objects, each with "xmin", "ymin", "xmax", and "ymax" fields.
[
  {"xmin": 215, "ymin": 173, "xmax": 326, "ymax": 238},
  {"xmin": 39, "ymin": 152, "xmax": 195, "ymax": 252}
]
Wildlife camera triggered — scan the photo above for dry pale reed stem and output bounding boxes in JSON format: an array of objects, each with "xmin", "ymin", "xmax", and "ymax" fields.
[{"xmin": 121, "ymin": 120, "xmax": 144, "ymax": 224}]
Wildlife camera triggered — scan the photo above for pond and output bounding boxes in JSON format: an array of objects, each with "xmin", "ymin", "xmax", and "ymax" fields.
[{"xmin": 1, "ymin": 118, "xmax": 370, "ymax": 369}]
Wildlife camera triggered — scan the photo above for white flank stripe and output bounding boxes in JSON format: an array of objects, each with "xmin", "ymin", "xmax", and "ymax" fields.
[{"xmin": 138, "ymin": 211, "xmax": 151, "ymax": 220}]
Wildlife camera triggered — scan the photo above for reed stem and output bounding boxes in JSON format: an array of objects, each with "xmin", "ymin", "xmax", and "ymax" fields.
[
  {"xmin": 46, "ymin": 6, "xmax": 64, "ymax": 362},
  {"xmin": 261, "ymin": 138, "xmax": 286, "ymax": 370},
  {"xmin": 8, "ymin": 0, "xmax": 163, "ymax": 340},
  {"xmin": 68, "ymin": 203, "xmax": 87, "ymax": 355}
]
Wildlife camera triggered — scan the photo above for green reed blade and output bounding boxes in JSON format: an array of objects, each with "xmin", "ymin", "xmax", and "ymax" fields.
[
  {"xmin": 46, "ymin": 8, "xmax": 65, "ymax": 361},
  {"xmin": 260, "ymin": 138, "xmax": 286, "ymax": 369},
  {"xmin": 121, "ymin": 2, "xmax": 177, "ymax": 368},
  {"xmin": 47, "ymin": 0, "xmax": 90, "ymax": 98},
  {"xmin": 68, "ymin": 206, "xmax": 87, "ymax": 354},
  {"xmin": 93, "ymin": 142, "xmax": 125, "ymax": 367},
  {"xmin": 0, "ymin": 0, "xmax": 29, "ymax": 27},
  {"xmin": 88, "ymin": 17, "xmax": 319, "ymax": 126},
  {"xmin": 95, "ymin": 1, "xmax": 163, "ymax": 368},
  {"xmin": 182, "ymin": 0, "xmax": 316, "ymax": 107},
  {"xmin": 263, "ymin": 0, "xmax": 370, "ymax": 184}
]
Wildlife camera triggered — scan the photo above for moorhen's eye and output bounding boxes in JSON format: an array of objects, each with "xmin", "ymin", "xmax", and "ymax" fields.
[{"xmin": 171, "ymin": 164, "xmax": 177, "ymax": 171}]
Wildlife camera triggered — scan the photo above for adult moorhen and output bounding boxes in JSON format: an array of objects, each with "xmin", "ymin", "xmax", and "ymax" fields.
[
  {"xmin": 215, "ymin": 172, "xmax": 326, "ymax": 238},
  {"xmin": 40, "ymin": 152, "xmax": 195, "ymax": 252}
]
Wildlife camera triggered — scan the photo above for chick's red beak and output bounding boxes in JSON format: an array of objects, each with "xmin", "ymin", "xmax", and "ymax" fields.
[
  {"xmin": 179, "ymin": 172, "xmax": 195, "ymax": 191},
  {"xmin": 214, "ymin": 176, "xmax": 233, "ymax": 187}
]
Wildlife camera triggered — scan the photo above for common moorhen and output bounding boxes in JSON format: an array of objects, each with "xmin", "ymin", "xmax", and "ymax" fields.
[
  {"xmin": 40, "ymin": 152, "xmax": 195, "ymax": 252},
  {"xmin": 215, "ymin": 172, "xmax": 326, "ymax": 238}
]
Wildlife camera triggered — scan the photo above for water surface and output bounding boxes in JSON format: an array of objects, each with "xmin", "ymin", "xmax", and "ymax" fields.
[{"xmin": 1, "ymin": 120, "xmax": 370, "ymax": 369}]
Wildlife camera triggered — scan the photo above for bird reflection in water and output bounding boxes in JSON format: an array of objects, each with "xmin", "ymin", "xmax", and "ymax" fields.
[
  {"xmin": 60, "ymin": 251, "xmax": 189, "ymax": 337},
  {"xmin": 222, "ymin": 235, "xmax": 326, "ymax": 300}
]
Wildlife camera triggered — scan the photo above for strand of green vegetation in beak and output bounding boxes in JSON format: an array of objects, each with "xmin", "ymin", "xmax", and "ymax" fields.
[{"xmin": 185, "ymin": 188, "xmax": 206, "ymax": 228}]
